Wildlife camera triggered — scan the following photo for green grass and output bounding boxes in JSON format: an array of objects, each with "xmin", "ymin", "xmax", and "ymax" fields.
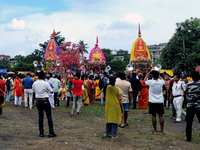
[{"xmin": 1, "ymin": 100, "xmax": 200, "ymax": 150}]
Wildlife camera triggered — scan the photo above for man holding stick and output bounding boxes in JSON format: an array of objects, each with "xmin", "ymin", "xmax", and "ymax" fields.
[{"xmin": 0, "ymin": 76, "xmax": 7, "ymax": 118}]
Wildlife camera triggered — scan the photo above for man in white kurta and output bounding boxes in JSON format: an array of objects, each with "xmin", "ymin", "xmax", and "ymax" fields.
[{"xmin": 172, "ymin": 74, "xmax": 186, "ymax": 123}]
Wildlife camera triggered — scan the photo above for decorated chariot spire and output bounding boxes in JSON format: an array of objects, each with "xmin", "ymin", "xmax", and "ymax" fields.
[
  {"xmin": 138, "ymin": 23, "xmax": 141, "ymax": 37},
  {"xmin": 95, "ymin": 36, "xmax": 98, "ymax": 46},
  {"xmin": 51, "ymin": 29, "xmax": 56, "ymax": 39},
  {"xmin": 129, "ymin": 23, "xmax": 151, "ymax": 61}
]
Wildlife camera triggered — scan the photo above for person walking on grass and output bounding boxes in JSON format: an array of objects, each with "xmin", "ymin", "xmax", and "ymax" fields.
[
  {"xmin": 46, "ymin": 74, "xmax": 55, "ymax": 109},
  {"xmin": 170, "ymin": 73, "xmax": 186, "ymax": 123},
  {"xmin": 22, "ymin": 73, "xmax": 34, "ymax": 109},
  {"xmin": 5, "ymin": 75, "xmax": 13, "ymax": 103},
  {"xmin": 69, "ymin": 72, "xmax": 84, "ymax": 117},
  {"xmin": 129, "ymin": 72, "xmax": 141, "ymax": 109},
  {"xmin": 104, "ymin": 76, "xmax": 123, "ymax": 139},
  {"xmin": 100, "ymin": 72, "xmax": 109, "ymax": 105},
  {"xmin": 52, "ymin": 75, "xmax": 61, "ymax": 107},
  {"xmin": 13, "ymin": 74, "xmax": 23, "ymax": 106},
  {"xmin": 116, "ymin": 73, "xmax": 132, "ymax": 128},
  {"xmin": 0, "ymin": 76, "xmax": 6, "ymax": 118},
  {"xmin": 32, "ymin": 71, "xmax": 57, "ymax": 138},
  {"xmin": 144, "ymin": 70, "xmax": 165, "ymax": 135},
  {"xmin": 185, "ymin": 71, "xmax": 200, "ymax": 142}
]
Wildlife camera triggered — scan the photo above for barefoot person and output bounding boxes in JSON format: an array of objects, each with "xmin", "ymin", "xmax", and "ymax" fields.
[
  {"xmin": 104, "ymin": 76, "xmax": 123, "ymax": 139},
  {"xmin": 144, "ymin": 70, "xmax": 165, "ymax": 135},
  {"xmin": 32, "ymin": 71, "xmax": 57, "ymax": 138},
  {"xmin": 69, "ymin": 72, "xmax": 84, "ymax": 117},
  {"xmin": 0, "ymin": 76, "xmax": 6, "ymax": 117}
]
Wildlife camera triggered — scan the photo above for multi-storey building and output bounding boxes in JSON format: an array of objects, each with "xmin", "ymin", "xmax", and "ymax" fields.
[
  {"xmin": 148, "ymin": 43, "xmax": 166, "ymax": 62},
  {"xmin": 0, "ymin": 55, "xmax": 10, "ymax": 61}
]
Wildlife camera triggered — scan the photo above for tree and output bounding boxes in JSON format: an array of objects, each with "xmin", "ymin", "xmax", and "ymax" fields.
[
  {"xmin": 160, "ymin": 17, "xmax": 200, "ymax": 73},
  {"xmin": 110, "ymin": 59, "xmax": 126, "ymax": 73},
  {"xmin": 0, "ymin": 58, "xmax": 11, "ymax": 69},
  {"xmin": 77, "ymin": 40, "xmax": 89, "ymax": 54},
  {"xmin": 11, "ymin": 55, "xmax": 35, "ymax": 72},
  {"xmin": 101, "ymin": 48, "xmax": 114, "ymax": 65},
  {"xmin": 11, "ymin": 62, "xmax": 35, "ymax": 72}
]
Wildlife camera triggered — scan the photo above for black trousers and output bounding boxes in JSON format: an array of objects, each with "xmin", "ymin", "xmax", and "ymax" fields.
[
  {"xmin": 133, "ymin": 96, "xmax": 137, "ymax": 109},
  {"xmin": 54, "ymin": 92, "xmax": 59, "ymax": 106},
  {"xmin": 164, "ymin": 94, "xmax": 170, "ymax": 108},
  {"xmin": 186, "ymin": 109, "xmax": 200, "ymax": 141},
  {"xmin": 36, "ymin": 99, "xmax": 54, "ymax": 134}
]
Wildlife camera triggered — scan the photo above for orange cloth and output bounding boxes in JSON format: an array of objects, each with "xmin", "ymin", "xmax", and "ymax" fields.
[
  {"xmin": 14, "ymin": 78, "xmax": 23, "ymax": 96},
  {"xmin": 138, "ymin": 81, "xmax": 148, "ymax": 109}
]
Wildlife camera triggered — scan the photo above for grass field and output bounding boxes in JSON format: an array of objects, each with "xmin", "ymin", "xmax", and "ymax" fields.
[{"xmin": 0, "ymin": 100, "xmax": 200, "ymax": 150}]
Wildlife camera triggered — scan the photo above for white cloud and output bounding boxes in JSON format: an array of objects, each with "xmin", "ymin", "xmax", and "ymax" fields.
[
  {"xmin": 0, "ymin": 0, "xmax": 200, "ymax": 58},
  {"xmin": 120, "ymin": 13, "xmax": 146, "ymax": 24},
  {"xmin": 26, "ymin": 30, "xmax": 42, "ymax": 43},
  {"xmin": 15, "ymin": 51, "xmax": 26, "ymax": 56},
  {"xmin": 5, "ymin": 18, "xmax": 26, "ymax": 31}
]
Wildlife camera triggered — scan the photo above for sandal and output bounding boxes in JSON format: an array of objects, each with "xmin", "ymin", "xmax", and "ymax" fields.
[
  {"xmin": 170, "ymin": 116, "xmax": 176, "ymax": 120},
  {"xmin": 70, "ymin": 114, "xmax": 74, "ymax": 117},
  {"xmin": 103, "ymin": 134, "xmax": 108, "ymax": 137},
  {"xmin": 77, "ymin": 115, "xmax": 82, "ymax": 118},
  {"xmin": 124, "ymin": 123, "xmax": 129, "ymax": 127},
  {"xmin": 118, "ymin": 125, "xmax": 125, "ymax": 128},
  {"xmin": 111, "ymin": 136, "xmax": 119, "ymax": 139},
  {"xmin": 161, "ymin": 132, "xmax": 165, "ymax": 135},
  {"xmin": 150, "ymin": 131, "xmax": 157, "ymax": 135},
  {"xmin": 184, "ymin": 138, "xmax": 191, "ymax": 142}
]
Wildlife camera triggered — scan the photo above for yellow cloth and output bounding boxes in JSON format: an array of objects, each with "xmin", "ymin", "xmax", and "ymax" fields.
[
  {"xmin": 82, "ymin": 87, "xmax": 89, "ymax": 105},
  {"xmin": 105, "ymin": 86, "xmax": 122, "ymax": 124},
  {"xmin": 11, "ymin": 79, "xmax": 16, "ymax": 97},
  {"xmin": 95, "ymin": 80, "xmax": 101, "ymax": 100},
  {"xmin": 187, "ymin": 77, "xmax": 193, "ymax": 82},
  {"xmin": 160, "ymin": 69, "xmax": 173, "ymax": 77},
  {"xmin": 130, "ymin": 36, "xmax": 151, "ymax": 61}
]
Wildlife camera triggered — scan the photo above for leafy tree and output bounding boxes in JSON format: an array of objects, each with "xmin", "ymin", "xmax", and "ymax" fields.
[
  {"xmin": 77, "ymin": 40, "xmax": 89, "ymax": 54},
  {"xmin": 0, "ymin": 58, "xmax": 11, "ymax": 69},
  {"xmin": 101, "ymin": 48, "xmax": 114, "ymax": 65},
  {"xmin": 160, "ymin": 17, "xmax": 200, "ymax": 73},
  {"xmin": 11, "ymin": 62, "xmax": 35, "ymax": 72},
  {"xmin": 110, "ymin": 59, "xmax": 126, "ymax": 73},
  {"xmin": 11, "ymin": 55, "xmax": 35, "ymax": 72}
]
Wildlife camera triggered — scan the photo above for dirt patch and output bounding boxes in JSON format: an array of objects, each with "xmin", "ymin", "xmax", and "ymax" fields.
[{"xmin": 0, "ymin": 101, "xmax": 200, "ymax": 150}]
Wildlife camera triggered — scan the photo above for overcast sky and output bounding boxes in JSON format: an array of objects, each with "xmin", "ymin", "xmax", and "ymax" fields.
[{"xmin": 0, "ymin": 0, "xmax": 199, "ymax": 58}]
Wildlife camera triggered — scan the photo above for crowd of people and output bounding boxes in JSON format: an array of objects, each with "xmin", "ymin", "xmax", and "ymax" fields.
[{"xmin": 0, "ymin": 69, "xmax": 200, "ymax": 142}]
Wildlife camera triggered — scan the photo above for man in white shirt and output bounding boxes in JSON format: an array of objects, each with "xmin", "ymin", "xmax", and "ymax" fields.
[
  {"xmin": 145, "ymin": 70, "xmax": 165, "ymax": 135},
  {"xmin": 116, "ymin": 73, "xmax": 132, "ymax": 128},
  {"xmin": 32, "ymin": 71, "xmax": 56, "ymax": 138},
  {"xmin": 170, "ymin": 73, "xmax": 186, "ymax": 123}
]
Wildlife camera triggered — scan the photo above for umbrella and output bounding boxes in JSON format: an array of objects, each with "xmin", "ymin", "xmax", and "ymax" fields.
[{"xmin": 7, "ymin": 72, "xmax": 14, "ymax": 74}]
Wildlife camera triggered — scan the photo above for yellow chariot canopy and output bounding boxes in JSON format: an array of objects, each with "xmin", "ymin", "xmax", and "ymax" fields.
[{"xmin": 130, "ymin": 24, "xmax": 151, "ymax": 61}]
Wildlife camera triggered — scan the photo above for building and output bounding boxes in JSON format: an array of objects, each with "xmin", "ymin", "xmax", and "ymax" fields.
[
  {"xmin": 148, "ymin": 43, "xmax": 166, "ymax": 62},
  {"xmin": 0, "ymin": 55, "xmax": 10, "ymax": 61},
  {"xmin": 112, "ymin": 50, "xmax": 130, "ymax": 63},
  {"xmin": 10, "ymin": 58, "xmax": 17, "ymax": 68}
]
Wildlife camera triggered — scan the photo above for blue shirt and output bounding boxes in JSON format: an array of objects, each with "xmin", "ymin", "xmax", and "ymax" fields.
[
  {"xmin": 46, "ymin": 79, "xmax": 54, "ymax": 89},
  {"xmin": 22, "ymin": 77, "xmax": 34, "ymax": 89}
]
